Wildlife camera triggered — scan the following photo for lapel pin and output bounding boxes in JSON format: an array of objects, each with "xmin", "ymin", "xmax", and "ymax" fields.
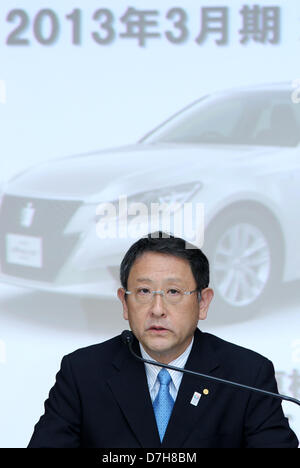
[
  {"xmin": 190, "ymin": 391, "xmax": 202, "ymax": 406},
  {"xmin": 203, "ymin": 388, "xmax": 209, "ymax": 395}
]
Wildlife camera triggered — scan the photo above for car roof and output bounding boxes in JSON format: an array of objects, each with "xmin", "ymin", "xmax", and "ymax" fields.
[{"xmin": 214, "ymin": 81, "xmax": 292, "ymax": 96}]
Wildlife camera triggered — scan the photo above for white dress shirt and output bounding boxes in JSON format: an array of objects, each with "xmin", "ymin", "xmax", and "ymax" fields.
[{"xmin": 139, "ymin": 337, "xmax": 194, "ymax": 403}]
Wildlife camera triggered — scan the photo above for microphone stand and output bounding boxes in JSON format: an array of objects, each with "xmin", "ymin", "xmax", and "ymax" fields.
[{"xmin": 122, "ymin": 330, "xmax": 300, "ymax": 407}]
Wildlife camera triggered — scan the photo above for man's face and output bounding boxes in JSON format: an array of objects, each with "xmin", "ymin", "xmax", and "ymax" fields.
[{"xmin": 118, "ymin": 252, "xmax": 213, "ymax": 364}]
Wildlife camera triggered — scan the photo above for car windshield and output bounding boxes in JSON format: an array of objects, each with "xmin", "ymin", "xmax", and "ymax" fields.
[{"xmin": 141, "ymin": 90, "xmax": 300, "ymax": 147}]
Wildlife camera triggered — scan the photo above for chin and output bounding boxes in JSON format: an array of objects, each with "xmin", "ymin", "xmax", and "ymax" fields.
[{"xmin": 144, "ymin": 337, "xmax": 174, "ymax": 355}]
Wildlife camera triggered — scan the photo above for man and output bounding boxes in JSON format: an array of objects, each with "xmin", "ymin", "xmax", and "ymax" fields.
[{"xmin": 28, "ymin": 232, "xmax": 298, "ymax": 448}]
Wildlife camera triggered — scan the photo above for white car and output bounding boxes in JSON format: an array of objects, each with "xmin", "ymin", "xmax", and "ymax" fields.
[{"xmin": 1, "ymin": 82, "xmax": 300, "ymax": 320}]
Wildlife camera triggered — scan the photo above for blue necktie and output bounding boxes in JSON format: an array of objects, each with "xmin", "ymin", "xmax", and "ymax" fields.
[{"xmin": 153, "ymin": 368, "xmax": 174, "ymax": 442}]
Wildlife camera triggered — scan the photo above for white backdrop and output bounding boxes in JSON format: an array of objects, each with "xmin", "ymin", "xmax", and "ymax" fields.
[{"xmin": 0, "ymin": 0, "xmax": 299, "ymax": 447}]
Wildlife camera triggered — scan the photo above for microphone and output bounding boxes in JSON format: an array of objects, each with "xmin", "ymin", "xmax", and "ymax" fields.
[
  {"xmin": 122, "ymin": 330, "xmax": 134, "ymax": 345},
  {"xmin": 121, "ymin": 330, "xmax": 300, "ymax": 407}
]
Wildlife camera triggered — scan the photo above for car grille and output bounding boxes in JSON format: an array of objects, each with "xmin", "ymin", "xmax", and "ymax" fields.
[{"xmin": 0, "ymin": 194, "xmax": 82, "ymax": 282}]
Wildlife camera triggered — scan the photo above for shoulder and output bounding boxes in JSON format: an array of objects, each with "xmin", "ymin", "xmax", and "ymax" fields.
[
  {"xmin": 203, "ymin": 331, "xmax": 268, "ymax": 361},
  {"xmin": 62, "ymin": 334, "xmax": 124, "ymax": 373},
  {"xmin": 198, "ymin": 330, "xmax": 273, "ymax": 377}
]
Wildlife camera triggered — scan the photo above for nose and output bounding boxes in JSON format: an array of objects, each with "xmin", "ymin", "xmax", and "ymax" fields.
[{"xmin": 149, "ymin": 292, "xmax": 167, "ymax": 317}]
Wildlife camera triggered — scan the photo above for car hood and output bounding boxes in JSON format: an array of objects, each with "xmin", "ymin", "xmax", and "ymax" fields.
[{"xmin": 4, "ymin": 143, "xmax": 283, "ymax": 200}]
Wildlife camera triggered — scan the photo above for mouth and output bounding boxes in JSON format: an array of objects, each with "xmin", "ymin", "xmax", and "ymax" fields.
[{"xmin": 147, "ymin": 326, "xmax": 169, "ymax": 334}]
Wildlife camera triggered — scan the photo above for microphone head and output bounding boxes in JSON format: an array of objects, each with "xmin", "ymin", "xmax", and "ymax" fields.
[{"xmin": 121, "ymin": 330, "xmax": 134, "ymax": 345}]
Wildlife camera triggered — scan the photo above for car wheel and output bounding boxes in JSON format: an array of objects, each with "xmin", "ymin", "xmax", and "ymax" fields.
[{"xmin": 204, "ymin": 208, "xmax": 283, "ymax": 322}]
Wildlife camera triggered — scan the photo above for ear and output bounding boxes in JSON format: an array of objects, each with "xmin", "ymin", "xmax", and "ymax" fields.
[
  {"xmin": 117, "ymin": 287, "xmax": 129, "ymax": 320},
  {"xmin": 198, "ymin": 287, "xmax": 214, "ymax": 320}
]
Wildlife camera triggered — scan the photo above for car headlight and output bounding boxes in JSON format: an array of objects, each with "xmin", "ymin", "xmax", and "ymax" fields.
[
  {"xmin": 64, "ymin": 181, "xmax": 202, "ymax": 234},
  {"xmin": 132, "ymin": 182, "xmax": 202, "ymax": 206},
  {"xmin": 94, "ymin": 181, "xmax": 203, "ymax": 224}
]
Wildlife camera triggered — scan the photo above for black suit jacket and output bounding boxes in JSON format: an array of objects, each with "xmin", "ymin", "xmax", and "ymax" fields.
[{"xmin": 28, "ymin": 328, "xmax": 298, "ymax": 448}]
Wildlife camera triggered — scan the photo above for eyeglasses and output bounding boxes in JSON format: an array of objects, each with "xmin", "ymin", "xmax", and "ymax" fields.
[{"xmin": 125, "ymin": 287, "xmax": 199, "ymax": 305}]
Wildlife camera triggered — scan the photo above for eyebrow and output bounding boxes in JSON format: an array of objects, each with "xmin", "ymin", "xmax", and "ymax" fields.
[{"xmin": 136, "ymin": 277, "xmax": 184, "ymax": 283}]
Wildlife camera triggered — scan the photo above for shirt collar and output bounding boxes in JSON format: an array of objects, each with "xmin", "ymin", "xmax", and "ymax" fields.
[{"xmin": 139, "ymin": 336, "xmax": 194, "ymax": 392}]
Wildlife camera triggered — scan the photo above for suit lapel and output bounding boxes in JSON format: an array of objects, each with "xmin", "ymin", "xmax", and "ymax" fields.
[
  {"xmin": 106, "ymin": 336, "xmax": 161, "ymax": 447},
  {"xmin": 161, "ymin": 328, "xmax": 220, "ymax": 448},
  {"xmin": 106, "ymin": 329, "xmax": 220, "ymax": 448}
]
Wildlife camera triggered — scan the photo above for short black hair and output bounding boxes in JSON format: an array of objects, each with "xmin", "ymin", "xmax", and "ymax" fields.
[{"xmin": 120, "ymin": 231, "xmax": 209, "ymax": 292}]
